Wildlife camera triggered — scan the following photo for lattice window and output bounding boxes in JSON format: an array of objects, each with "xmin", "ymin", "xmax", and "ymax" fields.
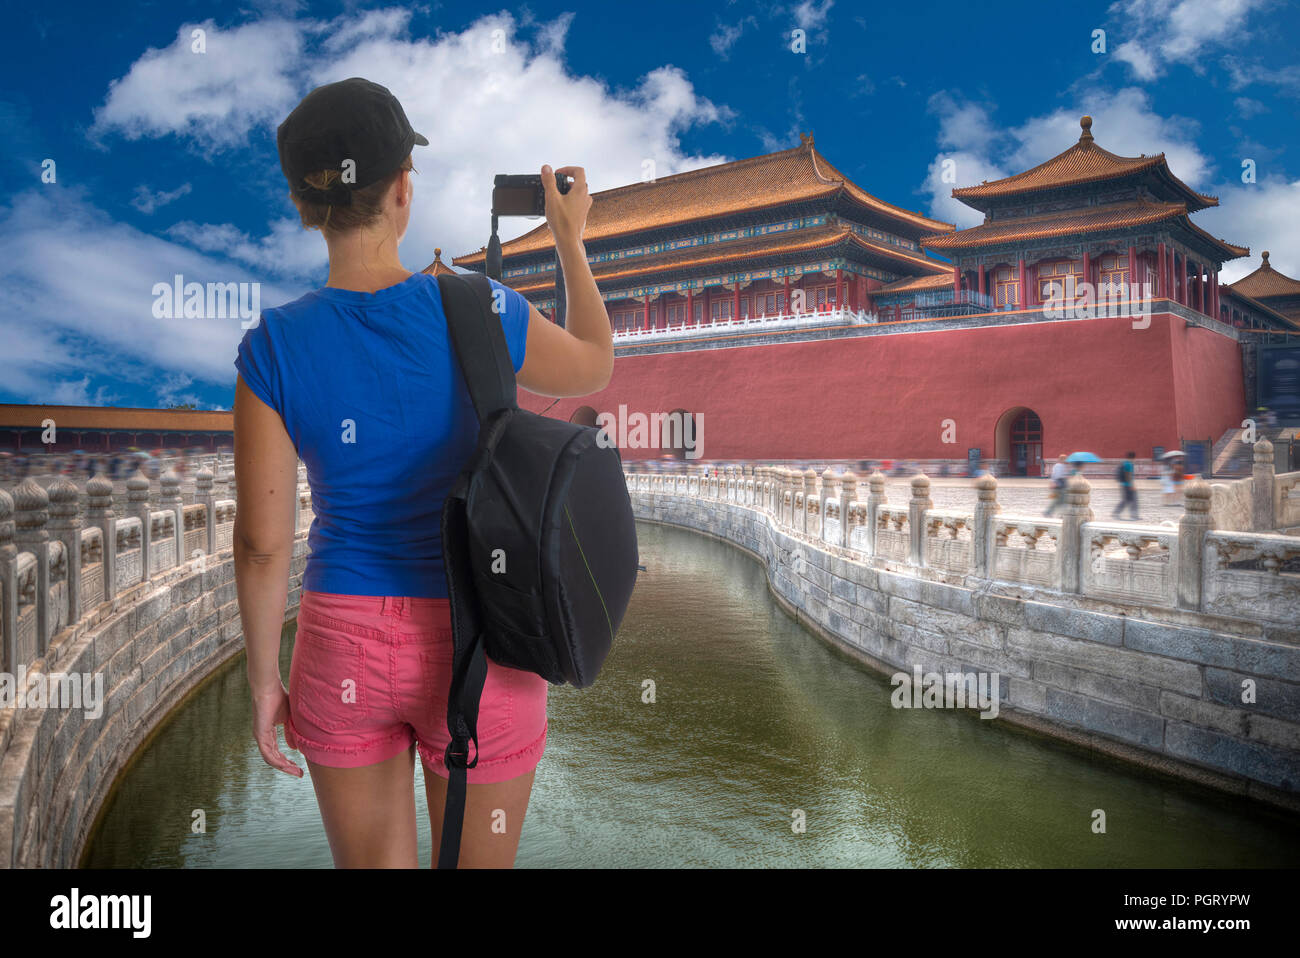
[
  {"xmin": 1099, "ymin": 253, "xmax": 1129, "ymax": 296},
  {"xmin": 994, "ymin": 267, "xmax": 1019, "ymax": 307},
  {"xmin": 1038, "ymin": 260, "xmax": 1082, "ymax": 301}
]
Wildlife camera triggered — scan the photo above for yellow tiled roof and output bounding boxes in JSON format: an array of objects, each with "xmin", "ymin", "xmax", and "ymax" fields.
[
  {"xmin": 454, "ymin": 135, "xmax": 954, "ymax": 266},
  {"xmin": 921, "ymin": 199, "xmax": 1248, "ymax": 258},
  {"xmin": 1228, "ymin": 251, "xmax": 1300, "ymax": 300},
  {"xmin": 951, "ymin": 116, "xmax": 1218, "ymax": 212},
  {"xmin": 504, "ymin": 223, "xmax": 950, "ymax": 294}
]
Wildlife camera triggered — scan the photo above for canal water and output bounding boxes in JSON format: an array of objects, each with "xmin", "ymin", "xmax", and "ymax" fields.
[{"xmin": 83, "ymin": 521, "xmax": 1300, "ymax": 868}]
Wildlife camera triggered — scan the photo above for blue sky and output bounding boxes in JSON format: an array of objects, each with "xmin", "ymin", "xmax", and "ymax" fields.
[{"xmin": 2, "ymin": 0, "xmax": 1298, "ymax": 410}]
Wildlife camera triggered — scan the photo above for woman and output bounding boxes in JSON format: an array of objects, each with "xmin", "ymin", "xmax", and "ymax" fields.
[{"xmin": 232, "ymin": 78, "xmax": 612, "ymax": 868}]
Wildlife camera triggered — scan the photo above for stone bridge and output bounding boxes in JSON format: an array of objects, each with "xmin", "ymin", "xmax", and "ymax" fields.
[
  {"xmin": 0, "ymin": 457, "xmax": 314, "ymax": 867},
  {"xmin": 625, "ymin": 445, "xmax": 1300, "ymax": 812}
]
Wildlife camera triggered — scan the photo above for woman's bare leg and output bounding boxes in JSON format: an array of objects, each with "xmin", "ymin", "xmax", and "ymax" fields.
[
  {"xmin": 305, "ymin": 745, "xmax": 419, "ymax": 867},
  {"xmin": 423, "ymin": 762, "xmax": 537, "ymax": 868}
]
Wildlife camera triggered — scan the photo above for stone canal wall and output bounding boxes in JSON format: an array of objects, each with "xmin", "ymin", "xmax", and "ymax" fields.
[
  {"xmin": 0, "ymin": 459, "xmax": 313, "ymax": 868},
  {"xmin": 628, "ymin": 464, "xmax": 1300, "ymax": 812}
]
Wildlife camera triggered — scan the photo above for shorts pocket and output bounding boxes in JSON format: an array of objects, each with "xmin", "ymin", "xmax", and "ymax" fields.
[
  {"xmin": 421, "ymin": 647, "xmax": 513, "ymax": 740},
  {"xmin": 290, "ymin": 627, "xmax": 369, "ymax": 733}
]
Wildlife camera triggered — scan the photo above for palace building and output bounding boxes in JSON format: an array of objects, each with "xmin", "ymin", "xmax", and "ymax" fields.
[{"xmin": 451, "ymin": 118, "xmax": 1300, "ymax": 474}]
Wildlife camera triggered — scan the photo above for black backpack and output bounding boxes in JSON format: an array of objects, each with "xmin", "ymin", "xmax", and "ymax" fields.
[{"xmin": 434, "ymin": 272, "xmax": 639, "ymax": 869}]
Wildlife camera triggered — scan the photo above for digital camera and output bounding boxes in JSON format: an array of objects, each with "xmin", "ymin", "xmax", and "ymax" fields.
[{"xmin": 492, "ymin": 172, "xmax": 572, "ymax": 217}]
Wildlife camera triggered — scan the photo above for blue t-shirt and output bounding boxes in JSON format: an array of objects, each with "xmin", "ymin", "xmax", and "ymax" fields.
[{"xmin": 234, "ymin": 272, "xmax": 531, "ymax": 598}]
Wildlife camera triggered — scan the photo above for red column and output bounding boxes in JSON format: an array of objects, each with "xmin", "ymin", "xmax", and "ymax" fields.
[
  {"xmin": 953, "ymin": 264, "xmax": 961, "ymax": 299},
  {"xmin": 643, "ymin": 298, "xmax": 650, "ymax": 331},
  {"xmin": 784, "ymin": 274, "xmax": 792, "ymax": 314},
  {"xmin": 978, "ymin": 263, "xmax": 986, "ymax": 298},
  {"xmin": 687, "ymin": 288, "xmax": 694, "ymax": 326},
  {"xmin": 1017, "ymin": 258, "xmax": 1027, "ymax": 308},
  {"xmin": 1127, "ymin": 244, "xmax": 1137, "ymax": 304},
  {"xmin": 1156, "ymin": 242, "xmax": 1165, "ymax": 298},
  {"xmin": 835, "ymin": 268, "xmax": 844, "ymax": 311},
  {"xmin": 1082, "ymin": 251, "xmax": 1092, "ymax": 302},
  {"xmin": 733, "ymin": 281, "xmax": 741, "ymax": 322},
  {"xmin": 1212, "ymin": 269, "xmax": 1221, "ymax": 319}
]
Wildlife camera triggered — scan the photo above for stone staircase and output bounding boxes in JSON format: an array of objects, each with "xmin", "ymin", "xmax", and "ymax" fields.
[{"xmin": 1210, "ymin": 426, "xmax": 1293, "ymax": 478}]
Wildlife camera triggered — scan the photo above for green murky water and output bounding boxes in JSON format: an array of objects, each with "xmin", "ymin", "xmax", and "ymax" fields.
[{"xmin": 83, "ymin": 522, "xmax": 1300, "ymax": 867}]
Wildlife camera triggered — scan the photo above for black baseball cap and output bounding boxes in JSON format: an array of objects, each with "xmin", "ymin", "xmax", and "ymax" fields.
[{"xmin": 277, "ymin": 77, "xmax": 428, "ymax": 206}]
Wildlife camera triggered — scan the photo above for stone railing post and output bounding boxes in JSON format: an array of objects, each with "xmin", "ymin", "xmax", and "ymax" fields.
[
  {"xmin": 1252, "ymin": 438, "xmax": 1275, "ymax": 531},
  {"xmin": 1178, "ymin": 477, "xmax": 1212, "ymax": 610},
  {"xmin": 802, "ymin": 468, "xmax": 816, "ymax": 535},
  {"xmin": 1060, "ymin": 474, "xmax": 1093, "ymax": 593},
  {"xmin": 866, "ymin": 471, "xmax": 886, "ymax": 557},
  {"xmin": 86, "ymin": 472, "xmax": 116, "ymax": 601},
  {"xmin": 820, "ymin": 468, "xmax": 838, "ymax": 541},
  {"xmin": 47, "ymin": 477, "xmax": 83, "ymax": 627},
  {"xmin": 973, "ymin": 474, "xmax": 1000, "ymax": 578},
  {"xmin": 194, "ymin": 466, "xmax": 215, "ymax": 557},
  {"xmin": 839, "ymin": 469, "xmax": 856, "ymax": 549},
  {"xmin": 160, "ymin": 467, "xmax": 183, "ymax": 570},
  {"xmin": 128, "ymin": 467, "xmax": 152, "ymax": 579},
  {"xmin": 0, "ymin": 489, "xmax": 16, "ymax": 673},
  {"xmin": 908, "ymin": 473, "xmax": 932, "ymax": 566},
  {"xmin": 743, "ymin": 464, "xmax": 754, "ymax": 505},
  {"xmin": 13, "ymin": 477, "xmax": 51, "ymax": 657}
]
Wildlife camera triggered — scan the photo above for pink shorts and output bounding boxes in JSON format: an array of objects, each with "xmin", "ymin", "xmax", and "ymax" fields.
[{"xmin": 284, "ymin": 589, "xmax": 548, "ymax": 783}]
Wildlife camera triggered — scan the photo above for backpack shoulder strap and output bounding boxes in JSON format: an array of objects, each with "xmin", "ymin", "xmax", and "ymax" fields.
[{"xmin": 437, "ymin": 272, "xmax": 518, "ymax": 421}]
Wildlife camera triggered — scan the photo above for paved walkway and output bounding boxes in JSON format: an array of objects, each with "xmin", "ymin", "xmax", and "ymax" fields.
[{"xmin": 879, "ymin": 477, "xmax": 1183, "ymax": 525}]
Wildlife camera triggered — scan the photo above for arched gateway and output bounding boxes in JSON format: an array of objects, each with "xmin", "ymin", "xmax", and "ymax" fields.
[{"xmin": 995, "ymin": 406, "xmax": 1043, "ymax": 476}]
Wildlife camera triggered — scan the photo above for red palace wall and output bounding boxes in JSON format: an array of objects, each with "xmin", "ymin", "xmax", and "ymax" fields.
[{"xmin": 519, "ymin": 312, "xmax": 1246, "ymax": 462}]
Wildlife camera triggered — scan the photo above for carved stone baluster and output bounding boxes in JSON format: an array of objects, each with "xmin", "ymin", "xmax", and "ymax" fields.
[
  {"xmin": 160, "ymin": 468, "xmax": 183, "ymax": 571},
  {"xmin": 1252, "ymin": 438, "xmax": 1275, "ymax": 532},
  {"xmin": 973, "ymin": 474, "xmax": 999, "ymax": 578},
  {"xmin": 13, "ymin": 478, "xmax": 51, "ymax": 656},
  {"xmin": 1060, "ymin": 474, "xmax": 1092, "ymax": 593},
  {"xmin": 839, "ymin": 469, "xmax": 857, "ymax": 549},
  {"xmin": 48, "ymin": 477, "xmax": 83, "ymax": 628},
  {"xmin": 86, "ymin": 472, "xmax": 117, "ymax": 600},
  {"xmin": 0, "ymin": 489, "xmax": 16, "ymax": 673},
  {"xmin": 866, "ymin": 471, "xmax": 886, "ymax": 557},
  {"xmin": 909, "ymin": 474, "xmax": 932, "ymax": 566},
  {"xmin": 128, "ymin": 468, "xmax": 152, "ymax": 580}
]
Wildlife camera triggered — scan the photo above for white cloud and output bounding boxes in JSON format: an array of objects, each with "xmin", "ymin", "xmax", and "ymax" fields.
[
  {"xmin": 5, "ymin": 10, "xmax": 737, "ymax": 404},
  {"xmin": 710, "ymin": 18, "xmax": 756, "ymax": 58},
  {"xmin": 0, "ymin": 186, "xmax": 301, "ymax": 404},
  {"xmin": 90, "ymin": 18, "xmax": 305, "ymax": 150},
  {"xmin": 1105, "ymin": 0, "xmax": 1270, "ymax": 80},
  {"xmin": 922, "ymin": 88, "xmax": 1212, "ymax": 228},
  {"xmin": 1197, "ymin": 177, "xmax": 1300, "ymax": 282},
  {"xmin": 792, "ymin": 0, "xmax": 834, "ymax": 31},
  {"xmin": 131, "ymin": 182, "xmax": 192, "ymax": 214}
]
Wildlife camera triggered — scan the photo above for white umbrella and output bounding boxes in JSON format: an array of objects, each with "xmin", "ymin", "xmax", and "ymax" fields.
[{"xmin": 1160, "ymin": 450, "xmax": 1185, "ymax": 459}]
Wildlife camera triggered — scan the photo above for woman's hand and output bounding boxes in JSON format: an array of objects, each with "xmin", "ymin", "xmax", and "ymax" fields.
[
  {"xmin": 541, "ymin": 164, "xmax": 591, "ymax": 247},
  {"xmin": 251, "ymin": 681, "xmax": 304, "ymax": 777}
]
